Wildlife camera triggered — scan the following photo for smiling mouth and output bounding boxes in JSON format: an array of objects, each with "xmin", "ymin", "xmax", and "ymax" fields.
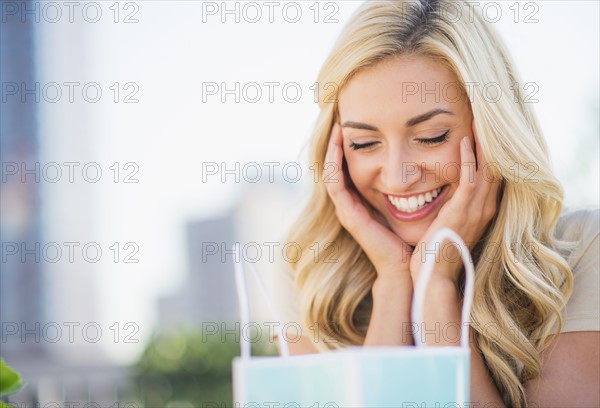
[{"xmin": 386, "ymin": 186, "xmax": 445, "ymax": 213}]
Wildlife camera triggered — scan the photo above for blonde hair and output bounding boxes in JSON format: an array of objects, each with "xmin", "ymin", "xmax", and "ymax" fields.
[{"xmin": 285, "ymin": 1, "xmax": 575, "ymax": 406}]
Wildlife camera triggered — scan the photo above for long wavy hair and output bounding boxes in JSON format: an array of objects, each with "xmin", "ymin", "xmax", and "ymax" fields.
[{"xmin": 285, "ymin": 1, "xmax": 574, "ymax": 406}]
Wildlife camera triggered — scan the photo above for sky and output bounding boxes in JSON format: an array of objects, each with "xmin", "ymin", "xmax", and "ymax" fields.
[{"xmin": 33, "ymin": 0, "xmax": 599, "ymax": 363}]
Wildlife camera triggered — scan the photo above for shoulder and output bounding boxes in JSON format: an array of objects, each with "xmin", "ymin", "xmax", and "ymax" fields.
[
  {"xmin": 524, "ymin": 208, "xmax": 599, "ymax": 405},
  {"xmin": 555, "ymin": 207, "xmax": 600, "ymax": 333},
  {"xmin": 555, "ymin": 206, "xmax": 599, "ymax": 276},
  {"xmin": 555, "ymin": 206, "xmax": 599, "ymax": 244}
]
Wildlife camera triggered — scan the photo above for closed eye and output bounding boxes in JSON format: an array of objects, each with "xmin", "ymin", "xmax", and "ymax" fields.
[
  {"xmin": 416, "ymin": 130, "xmax": 450, "ymax": 145},
  {"xmin": 349, "ymin": 141, "xmax": 379, "ymax": 150}
]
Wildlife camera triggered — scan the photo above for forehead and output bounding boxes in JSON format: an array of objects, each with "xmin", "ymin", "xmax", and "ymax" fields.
[{"xmin": 338, "ymin": 55, "xmax": 468, "ymax": 123}]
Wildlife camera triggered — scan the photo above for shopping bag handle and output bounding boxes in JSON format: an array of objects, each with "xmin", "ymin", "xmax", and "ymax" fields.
[
  {"xmin": 233, "ymin": 243, "xmax": 290, "ymax": 359},
  {"xmin": 411, "ymin": 228, "xmax": 475, "ymax": 349}
]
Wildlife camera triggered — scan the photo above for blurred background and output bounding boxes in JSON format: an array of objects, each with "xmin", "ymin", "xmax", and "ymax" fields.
[{"xmin": 1, "ymin": 0, "xmax": 598, "ymax": 406}]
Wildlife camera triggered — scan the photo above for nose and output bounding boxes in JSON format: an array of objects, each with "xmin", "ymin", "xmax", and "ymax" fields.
[{"xmin": 380, "ymin": 145, "xmax": 423, "ymax": 192}]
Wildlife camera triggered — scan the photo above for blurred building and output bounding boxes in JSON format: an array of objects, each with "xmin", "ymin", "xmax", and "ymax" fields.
[
  {"xmin": 1, "ymin": 2, "xmax": 128, "ymax": 405},
  {"xmin": 159, "ymin": 214, "xmax": 238, "ymax": 326},
  {"xmin": 1, "ymin": 0, "xmax": 46, "ymax": 359},
  {"xmin": 158, "ymin": 179, "xmax": 306, "ymax": 332}
]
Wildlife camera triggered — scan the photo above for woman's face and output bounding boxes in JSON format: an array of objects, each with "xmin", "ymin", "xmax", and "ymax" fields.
[{"xmin": 338, "ymin": 55, "xmax": 474, "ymax": 246}]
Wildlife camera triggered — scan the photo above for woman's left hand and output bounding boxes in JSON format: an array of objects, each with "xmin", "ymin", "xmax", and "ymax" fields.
[{"xmin": 409, "ymin": 120, "xmax": 501, "ymax": 285}]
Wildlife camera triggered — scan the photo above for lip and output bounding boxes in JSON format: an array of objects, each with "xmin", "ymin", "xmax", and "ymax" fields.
[{"xmin": 383, "ymin": 185, "xmax": 449, "ymax": 222}]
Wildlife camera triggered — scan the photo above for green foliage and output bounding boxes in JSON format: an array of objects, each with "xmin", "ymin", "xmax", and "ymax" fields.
[
  {"xmin": 129, "ymin": 326, "xmax": 278, "ymax": 408},
  {"xmin": 0, "ymin": 359, "xmax": 24, "ymax": 408}
]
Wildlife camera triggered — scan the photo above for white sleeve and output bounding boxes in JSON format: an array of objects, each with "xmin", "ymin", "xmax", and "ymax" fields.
[{"xmin": 557, "ymin": 208, "xmax": 600, "ymax": 333}]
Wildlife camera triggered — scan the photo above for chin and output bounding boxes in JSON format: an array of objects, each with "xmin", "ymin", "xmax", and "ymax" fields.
[{"xmin": 389, "ymin": 225, "xmax": 421, "ymax": 247}]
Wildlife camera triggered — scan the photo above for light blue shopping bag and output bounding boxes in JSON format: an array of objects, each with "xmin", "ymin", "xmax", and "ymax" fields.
[{"xmin": 232, "ymin": 228, "xmax": 473, "ymax": 407}]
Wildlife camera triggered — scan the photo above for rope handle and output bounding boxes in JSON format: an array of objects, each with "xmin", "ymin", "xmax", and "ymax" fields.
[
  {"xmin": 411, "ymin": 228, "xmax": 475, "ymax": 349},
  {"xmin": 233, "ymin": 243, "xmax": 290, "ymax": 358}
]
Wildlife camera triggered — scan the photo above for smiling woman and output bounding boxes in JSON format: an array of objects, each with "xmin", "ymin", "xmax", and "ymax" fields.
[
  {"xmin": 338, "ymin": 55, "xmax": 475, "ymax": 245},
  {"xmin": 274, "ymin": 0, "xmax": 599, "ymax": 407}
]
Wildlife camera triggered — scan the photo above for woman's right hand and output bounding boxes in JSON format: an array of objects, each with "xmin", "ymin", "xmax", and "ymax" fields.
[
  {"xmin": 325, "ymin": 122, "xmax": 415, "ymax": 346},
  {"xmin": 323, "ymin": 122, "xmax": 413, "ymax": 279}
]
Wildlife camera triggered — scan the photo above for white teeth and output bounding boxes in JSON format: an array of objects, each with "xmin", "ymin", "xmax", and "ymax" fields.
[
  {"xmin": 407, "ymin": 196, "xmax": 418, "ymax": 210},
  {"xmin": 388, "ymin": 186, "xmax": 444, "ymax": 213},
  {"xmin": 399, "ymin": 197, "xmax": 409, "ymax": 212}
]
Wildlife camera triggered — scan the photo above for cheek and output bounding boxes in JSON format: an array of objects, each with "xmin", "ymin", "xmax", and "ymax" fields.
[{"xmin": 432, "ymin": 143, "xmax": 463, "ymax": 183}]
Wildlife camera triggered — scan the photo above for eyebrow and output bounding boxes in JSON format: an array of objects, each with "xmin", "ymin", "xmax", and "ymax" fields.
[{"xmin": 341, "ymin": 108, "xmax": 454, "ymax": 131}]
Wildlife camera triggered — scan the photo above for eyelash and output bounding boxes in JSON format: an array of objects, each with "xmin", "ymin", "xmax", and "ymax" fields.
[
  {"xmin": 416, "ymin": 130, "xmax": 450, "ymax": 145},
  {"xmin": 349, "ymin": 130, "xmax": 450, "ymax": 150},
  {"xmin": 349, "ymin": 141, "xmax": 377, "ymax": 150}
]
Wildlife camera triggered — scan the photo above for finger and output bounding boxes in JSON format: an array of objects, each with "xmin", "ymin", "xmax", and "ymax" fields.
[
  {"xmin": 323, "ymin": 123, "xmax": 346, "ymax": 195},
  {"xmin": 323, "ymin": 123, "xmax": 361, "ymax": 224},
  {"xmin": 473, "ymin": 120, "xmax": 501, "ymax": 182},
  {"xmin": 472, "ymin": 120, "xmax": 501, "ymax": 219},
  {"xmin": 482, "ymin": 175, "xmax": 502, "ymax": 212},
  {"xmin": 452, "ymin": 136, "xmax": 477, "ymax": 205},
  {"xmin": 471, "ymin": 120, "xmax": 501, "ymax": 198}
]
